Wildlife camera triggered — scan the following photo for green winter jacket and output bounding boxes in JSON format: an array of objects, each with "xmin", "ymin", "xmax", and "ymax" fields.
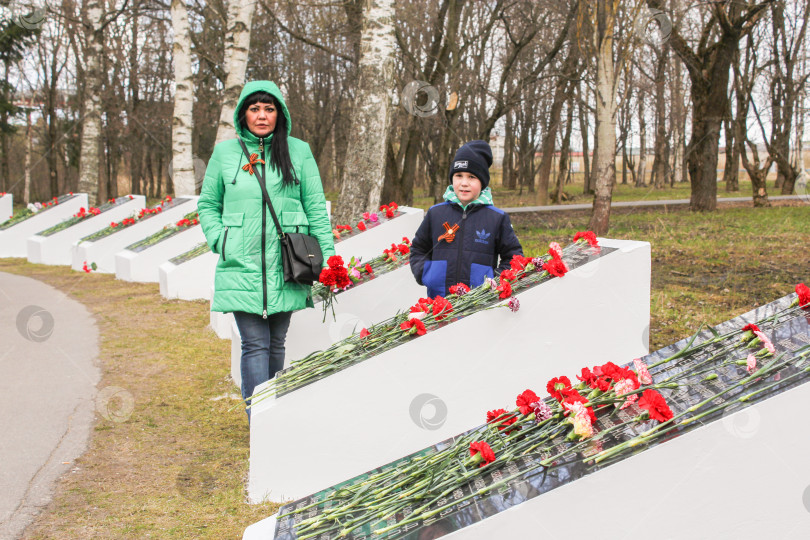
[{"xmin": 198, "ymin": 81, "xmax": 335, "ymax": 315}]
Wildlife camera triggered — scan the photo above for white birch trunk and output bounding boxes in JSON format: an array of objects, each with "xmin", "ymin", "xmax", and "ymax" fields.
[
  {"xmin": 171, "ymin": 0, "xmax": 196, "ymax": 195},
  {"xmin": 334, "ymin": 0, "xmax": 397, "ymax": 224},
  {"xmin": 588, "ymin": 8, "xmax": 618, "ymax": 235},
  {"xmin": 78, "ymin": 0, "xmax": 104, "ymax": 205},
  {"xmin": 214, "ymin": 0, "xmax": 257, "ymax": 145}
]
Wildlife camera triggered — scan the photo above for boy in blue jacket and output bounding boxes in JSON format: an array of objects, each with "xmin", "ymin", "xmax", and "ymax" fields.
[{"xmin": 410, "ymin": 140, "xmax": 524, "ymax": 297}]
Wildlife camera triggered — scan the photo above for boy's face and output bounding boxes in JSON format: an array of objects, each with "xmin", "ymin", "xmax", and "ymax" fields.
[{"xmin": 452, "ymin": 172, "xmax": 482, "ymax": 205}]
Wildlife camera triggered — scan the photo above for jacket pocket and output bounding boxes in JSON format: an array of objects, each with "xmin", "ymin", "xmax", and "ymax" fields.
[
  {"xmin": 281, "ymin": 211, "xmax": 310, "ymax": 235},
  {"xmin": 220, "ymin": 212, "xmax": 244, "ymax": 266},
  {"xmin": 421, "ymin": 260, "xmax": 447, "ymax": 297}
]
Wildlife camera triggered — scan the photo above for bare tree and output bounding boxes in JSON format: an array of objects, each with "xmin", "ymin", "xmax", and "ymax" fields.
[{"xmin": 171, "ymin": 0, "xmax": 196, "ymax": 196}]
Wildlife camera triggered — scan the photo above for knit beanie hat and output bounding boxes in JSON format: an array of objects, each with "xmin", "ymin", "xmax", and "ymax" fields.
[{"xmin": 449, "ymin": 140, "xmax": 493, "ymax": 189}]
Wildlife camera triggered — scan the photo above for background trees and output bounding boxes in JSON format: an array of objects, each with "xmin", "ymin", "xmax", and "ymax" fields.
[{"xmin": 4, "ymin": 0, "xmax": 808, "ymax": 232}]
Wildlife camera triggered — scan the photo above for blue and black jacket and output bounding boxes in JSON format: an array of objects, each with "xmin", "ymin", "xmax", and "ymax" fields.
[{"xmin": 410, "ymin": 187, "xmax": 523, "ymax": 297}]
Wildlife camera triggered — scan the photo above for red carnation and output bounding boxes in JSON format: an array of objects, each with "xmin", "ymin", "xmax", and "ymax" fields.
[
  {"xmin": 516, "ymin": 389, "xmax": 539, "ymax": 415},
  {"xmin": 499, "ymin": 269, "xmax": 517, "ymax": 282},
  {"xmin": 546, "ymin": 376, "xmax": 572, "ymax": 401},
  {"xmin": 319, "ymin": 268, "xmax": 337, "ymax": 287},
  {"xmin": 385, "ymin": 208, "xmax": 395, "ymax": 218},
  {"xmin": 364, "ymin": 264, "xmax": 373, "ymax": 274},
  {"xmin": 741, "ymin": 323, "xmax": 761, "ymax": 334},
  {"xmin": 638, "ymin": 389, "xmax": 674, "ymax": 422},
  {"xmin": 431, "ymin": 295, "xmax": 453, "ymax": 320},
  {"xmin": 332, "ymin": 266, "xmax": 352, "ymax": 288},
  {"xmin": 573, "ymin": 231, "xmax": 598, "ymax": 246},
  {"xmin": 577, "ymin": 367, "xmax": 597, "ymax": 388},
  {"xmin": 496, "ymin": 280, "xmax": 512, "ymax": 299},
  {"xmin": 397, "ymin": 243, "xmax": 410, "ymax": 255},
  {"xmin": 389, "ymin": 201, "xmax": 399, "ymax": 210},
  {"xmin": 357, "ymin": 221, "xmax": 367, "ymax": 231},
  {"xmin": 359, "ymin": 328, "xmax": 371, "ymax": 338},
  {"xmin": 449, "ymin": 283, "xmax": 470, "ymax": 295},
  {"xmin": 486, "ymin": 409, "xmax": 517, "ymax": 431},
  {"xmin": 327, "ymin": 255, "xmax": 344, "ymax": 269},
  {"xmin": 401, "ymin": 236, "xmax": 411, "ymax": 245},
  {"xmin": 509, "ymin": 255, "xmax": 532, "ymax": 271},
  {"xmin": 797, "ymin": 283, "xmax": 810, "ymax": 309},
  {"xmin": 400, "ymin": 318, "xmax": 427, "ymax": 336},
  {"xmin": 469, "ymin": 441, "xmax": 496, "ymax": 467},
  {"xmin": 543, "ymin": 257, "xmax": 568, "ymax": 278}
]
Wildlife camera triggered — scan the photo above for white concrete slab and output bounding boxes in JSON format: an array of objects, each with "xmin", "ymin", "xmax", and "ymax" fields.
[
  {"xmin": 158, "ymin": 248, "xmax": 216, "ymax": 300},
  {"xmin": 0, "ymin": 193, "xmax": 11, "ymax": 224},
  {"xmin": 333, "ymin": 206, "xmax": 423, "ymax": 263},
  {"xmin": 27, "ymin": 196, "xmax": 145, "ymax": 266},
  {"xmin": 0, "ymin": 194, "xmax": 88, "ymax": 258},
  {"xmin": 231, "ymin": 320, "xmax": 241, "ymax": 386},
  {"xmin": 248, "ymin": 238, "xmax": 652, "ymax": 503},
  {"xmin": 243, "ymin": 514, "xmax": 277, "ymax": 540},
  {"xmin": 115, "ymin": 225, "xmax": 206, "ymax": 283},
  {"xmin": 71, "ymin": 196, "xmax": 198, "ymax": 273}
]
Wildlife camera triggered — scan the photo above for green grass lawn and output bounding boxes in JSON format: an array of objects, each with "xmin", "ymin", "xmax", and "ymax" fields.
[{"xmin": 1, "ymin": 201, "xmax": 807, "ymax": 539}]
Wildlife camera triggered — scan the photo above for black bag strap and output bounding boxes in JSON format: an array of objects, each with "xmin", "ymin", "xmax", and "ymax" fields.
[{"xmin": 237, "ymin": 137, "xmax": 285, "ymax": 241}]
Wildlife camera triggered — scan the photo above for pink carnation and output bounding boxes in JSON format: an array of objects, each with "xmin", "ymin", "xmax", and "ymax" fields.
[
  {"xmin": 746, "ymin": 354, "xmax": 757, "ymax": 374},
  {"xmin": 633, "ymin": 358, "xmax": 653, "ymax": 385}
]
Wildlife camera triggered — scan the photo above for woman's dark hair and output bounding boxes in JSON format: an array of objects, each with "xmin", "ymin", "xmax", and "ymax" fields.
[{"xmin": 237, "ymin": 91, "xmax": 298, "ymax": 186}]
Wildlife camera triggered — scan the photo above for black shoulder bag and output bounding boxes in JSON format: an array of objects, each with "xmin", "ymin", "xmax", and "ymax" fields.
[{"xmin": 237, "ymin": 137, "xmax": 323, "ymax": 285}]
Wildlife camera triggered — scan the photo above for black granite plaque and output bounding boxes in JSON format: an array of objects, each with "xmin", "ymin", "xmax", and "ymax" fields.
[{"xmin": 271, "ymin": 293, "xmax": 810, "ymax": 539}]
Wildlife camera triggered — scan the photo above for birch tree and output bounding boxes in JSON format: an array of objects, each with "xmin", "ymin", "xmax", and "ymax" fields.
[
  {"xmin": 214, "ymin": 0, "xmax": 257, "ymax": 145},
  {"xmin": 77, "ymin": 0, "xmax": 104, "ymax": 204},
  {"xmin": 334, "ymin": 0, "xmax": 396, "ymax": 223},
  {"xmin": 171, "ymin": 0, "xmax": 196, "ymax": 196}
]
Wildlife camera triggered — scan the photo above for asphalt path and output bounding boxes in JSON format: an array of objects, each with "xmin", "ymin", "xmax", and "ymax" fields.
[{"xmin": 0, "ymin": 271, "xmax": 99, "ymax": 539}]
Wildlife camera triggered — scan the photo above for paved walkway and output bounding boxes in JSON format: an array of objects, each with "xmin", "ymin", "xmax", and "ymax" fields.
[
  {"xmin": 0, "ymin": 271, "xmax": 99, "ymax": 539},
  {"xmin": 502, "ymin": 194, "xmax": 808, "ymax": 213}
]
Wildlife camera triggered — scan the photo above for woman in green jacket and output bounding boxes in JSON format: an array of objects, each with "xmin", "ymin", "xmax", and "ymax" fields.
[{"xmin": 198, "ymin": 81, "xmax": 335, "ymax": 420}]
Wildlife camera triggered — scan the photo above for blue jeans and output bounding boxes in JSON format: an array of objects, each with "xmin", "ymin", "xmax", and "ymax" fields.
[{"xmin": 233, "ymin": 310, "xmax": 293, "ymax": 420}]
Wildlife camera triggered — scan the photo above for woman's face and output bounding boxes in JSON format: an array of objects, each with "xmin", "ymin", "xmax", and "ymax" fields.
[{"xmin": 245, "ymin": 101, "xmax": 277, "ymax": 138}]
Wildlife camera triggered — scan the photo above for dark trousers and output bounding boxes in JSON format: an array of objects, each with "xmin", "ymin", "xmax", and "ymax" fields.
[{"xmin": 232, "ymin": 310, "xmax": 293, "ymax": 420}]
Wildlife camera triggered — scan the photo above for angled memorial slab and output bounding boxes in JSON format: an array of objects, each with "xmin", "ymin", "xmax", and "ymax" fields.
[
  {"xmin": 0, "ymin": 193, "xmax": 88, "ymax": 258},
  {"xmin": 0, "ymin": 192, "xmax": 11, "ymax": 224},
  {"xmin": 210, "ymin": 287, "xmax": 234, "ymax": 339},
  {"xmin": 248, "ymin": 238, "xmax": 652, "ymax": 503},
  {"xmin": 71, "ymin": 196, "xmax": 198, "ymax": 273},
  {"xmin": 230, "ymin": 264, "xmax": 424, "ymax": 387},
  {"xmin": 115, "ymin": 210, "xmax": 204, "ymax": 283},
  {"xmin": 332, "ymin": 206, "xmax": 423, "ymax": 262},
  {"xmin": 27, "ymin": 195, "xmax": 145, "ymax": 265},
  {"xmin": 245, "ymin": 290, "xmax": 810, "ymax": 539},
  {"xmin": 158, "ymin": 243, "xmax": 217, "ymax": 300}
]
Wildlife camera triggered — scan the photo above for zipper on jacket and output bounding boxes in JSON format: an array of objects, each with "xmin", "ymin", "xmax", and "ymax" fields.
[
  {"xmin": 260, "ymin": 141, "xmax": 268, "ymax": 319},
  {"xmin": 453, "ymin": 208, "xmax": 467, "ymax": 285},
  {"xmin": 221, "ymin": 226, "xmax": 229, "ymax": 261}
]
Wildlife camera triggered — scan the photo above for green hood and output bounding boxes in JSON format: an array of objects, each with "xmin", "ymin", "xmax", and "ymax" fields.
[
  {"xmin": 443, "ymin": 185, "xmax": 493, "ymax": 209},
  {"xmin": 233, "ymin": 80, "xmax": 292, "ymax": 143}
]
